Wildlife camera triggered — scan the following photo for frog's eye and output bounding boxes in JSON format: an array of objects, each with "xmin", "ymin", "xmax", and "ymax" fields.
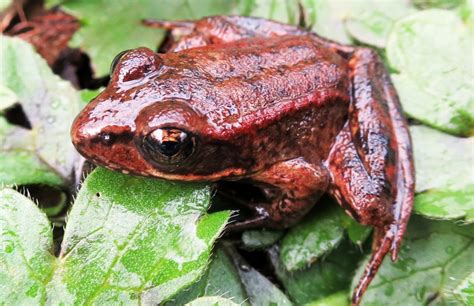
[
  {"xmin": 142, "ymin": 128, "xmax": 195, "ymax": 165},
  {"xmin": 110, "ymin": 50, "xmax": 131, "ymax": 75}
]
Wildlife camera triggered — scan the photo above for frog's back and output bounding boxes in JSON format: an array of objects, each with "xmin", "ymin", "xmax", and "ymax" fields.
[{"xmin": 159, "ymin": 35, "xmax": 351, "ymax": 139}]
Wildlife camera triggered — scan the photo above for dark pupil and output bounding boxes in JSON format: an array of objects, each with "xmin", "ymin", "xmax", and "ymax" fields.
[
  {"xmin": 158, "ymin": 140, "xmax": 181, "ymax": 156},
  {"xmin": 143, "ymin": 128, "xmax": 194, "ymax": 165}
]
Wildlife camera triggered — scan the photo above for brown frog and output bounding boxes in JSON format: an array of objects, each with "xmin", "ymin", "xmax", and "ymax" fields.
[{"xmin": 71, "ymin": 16, "xmax": 415, "ymax": 305}]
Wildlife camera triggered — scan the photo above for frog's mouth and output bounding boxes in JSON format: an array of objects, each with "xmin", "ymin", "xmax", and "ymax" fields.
[{"xmin": 143, "ymin": 167, "xmax": 249, "ymax": 181}]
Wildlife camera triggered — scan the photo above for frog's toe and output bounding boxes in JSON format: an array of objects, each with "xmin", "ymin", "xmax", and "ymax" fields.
[{"xmin": 225, "ymin": 216, "xmax": 268, "ymax": 233}]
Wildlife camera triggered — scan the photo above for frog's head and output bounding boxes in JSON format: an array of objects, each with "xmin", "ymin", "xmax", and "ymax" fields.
[{"xmin": 71, "ymin": 48, "xmax": 251, "ymax": 181}]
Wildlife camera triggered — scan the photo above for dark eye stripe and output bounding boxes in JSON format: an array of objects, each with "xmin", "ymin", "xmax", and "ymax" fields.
[{"xmin": 92, "ymin": 131, "xmax": 133, "ymax": 146}]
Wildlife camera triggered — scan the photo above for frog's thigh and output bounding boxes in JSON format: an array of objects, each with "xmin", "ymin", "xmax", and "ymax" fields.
[
  {"xmin": 250, "ymin": 158, "xmax": 329, "ymax": 229},
  {"xmin": 327, "ymin": 124, "xmax": 393, "ymax": 227}
]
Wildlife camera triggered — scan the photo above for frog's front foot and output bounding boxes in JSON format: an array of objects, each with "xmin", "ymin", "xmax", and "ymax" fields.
[
  {"xmin": 226, "ymin": 196, "xmax": 320, "ymax": 232},
  {"xmin": 226, "ymin": 214, "xmax": 268, "ymax": 232}
]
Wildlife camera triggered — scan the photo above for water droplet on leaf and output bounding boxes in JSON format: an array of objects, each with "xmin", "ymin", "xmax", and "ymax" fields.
[
  {"xmin": 445, "ymin": 246, "xmax": 454, "ymax": 254},
  {"xmin": 240, "ymin": 264, "xmax": 250, "ymax": 271},
  {"xmin": 384, "ymin": 284, "xmax": 395, "ymax": 296}
]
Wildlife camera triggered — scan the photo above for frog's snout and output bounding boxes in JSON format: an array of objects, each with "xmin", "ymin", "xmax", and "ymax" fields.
[
  {"xmin": 71, "ymin": 110, "xmax": 141, "ymax": 173},
  {"xmin": 70, "ymin": 111, "xmax": 96, "ymax": 160}
]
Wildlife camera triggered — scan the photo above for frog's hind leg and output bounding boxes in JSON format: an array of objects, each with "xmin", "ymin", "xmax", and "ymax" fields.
[
  {"xmin": 143, "ymin": 16, "xmax": 306, "ymax": 52},
  {"xmin": 349, "ymin": 48, "xmax": 414, "ymax": 260},
  {"xmin": 327, "ymin": 48, "xmax": 414, "ymax": 305}
]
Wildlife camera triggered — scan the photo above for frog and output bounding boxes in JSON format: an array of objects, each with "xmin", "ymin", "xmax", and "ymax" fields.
[{"xmin": 71, "ymin": 16, "xmax": 415, "ymax": 305}]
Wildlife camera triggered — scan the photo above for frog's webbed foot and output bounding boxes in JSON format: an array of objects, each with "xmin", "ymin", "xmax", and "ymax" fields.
[
  {"xmin": 225, "ymin": 158, "xmax": 329, "ymax": 232},
  {"xmin": 327, "ymin": 48, "xmax": 414, "ymax": 305}
]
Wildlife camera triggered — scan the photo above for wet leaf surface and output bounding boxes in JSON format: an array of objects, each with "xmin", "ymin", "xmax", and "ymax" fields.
[
  {"xmin": 300, "ymin": 0, "xmax": 353, "ymax": 43},
  {"xmin": 280, "ymin": 203, "xmax": 345, "ymax": 271},
  {"xmin": 300, "ymin": 0, "xmax": 414, "ymax": 46},
  {"xmin": 186, "ymin": 296, "xmax": 239, "ymax": 306},
  {"xmin": 387, "ymin": 9, "xmax": 474, "ymax": 136},
  {"xmin": 241, "ymin": 229, "xmax": 284, "ymax": 250},
  {"xmin": 225, "ymin": 244, "xmax": 293, "ymax": 306},
  {"xmin": 344, "ymin": 0, "xmax": 414, "ymax": 48},
  {"xmin": 79, "ymin": 88, "xmax": 103, "ymax": 105},
  {"xmin": 279, "ymin": 202, "xmax": 371, "ymax": 271},
  {"xmin": 244, "ymin": 0, "xmax": 300, "ymax": 25},
  {"xmin": 48, "ymin": 168, "xmax": 229, "ymax": 304},
  {"xmin": 307, "ymin": 291, "xmax": 349, "ymax": 306},
  {"xmin": 0, "ymin": 188, "xmax": 55, "ymax": 304},
  {"xmin": 0, "ymin": 169, "xmax": 229, "ymax": 304},
  {"xmin": 338, "ymin": 212, "xmax": 372, "ymax": 246},
  {"xmin": 450, "ymin": 271, "xmax": 474, "ymax": 305},
  {"xmin": 0, "ymin": 117, "xmax": 64, "ymax": 186},
  {"xmin": 272, "ymin": 240, "xmax": 364, "ymax": 304},
  {"xmin": 411, "ymin": 126, "xmax": 474, "ymax": 222},
  {"xmin": 413, "ymin": 0, "xmax": 466, "ymax": 9},
  {"xmin": 352, "ymin": 216, "xmax": 474, "ymax": 305},
  {"xmin": 166, "ymin": 247, "xmax": 248, "ymax": 306},
  {"xmin": 0, "ymin": 84, "xmax": 17, "ymax": 110},
  {"xmin": 0, "ymin": 36, "xmax": 81, "ymax": 186}
]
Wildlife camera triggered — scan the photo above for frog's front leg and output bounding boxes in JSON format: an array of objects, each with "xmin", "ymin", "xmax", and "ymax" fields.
[
  {"xmin": 327, "ymin": 48, "xmax": 414, "ymax": 305},
  {"xmin": 227, "ymin": 158, "xmax": 329, "ymax": 231}
]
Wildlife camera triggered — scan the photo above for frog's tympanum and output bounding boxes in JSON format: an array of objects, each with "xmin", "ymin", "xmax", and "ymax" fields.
[{"xmin": 71, "ymin": 16, "xmax": 415, "ymax": 305}]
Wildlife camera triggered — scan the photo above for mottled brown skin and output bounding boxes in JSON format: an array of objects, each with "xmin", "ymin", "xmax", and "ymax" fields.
[{"xmin": 71, "ymin": 16, "xmax": 415, "ymax": 305}]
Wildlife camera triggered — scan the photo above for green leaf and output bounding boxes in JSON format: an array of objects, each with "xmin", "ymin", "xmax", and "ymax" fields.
[
  {"xmin": 0, "ymin": 188, "xmax": 55, "ymax": 304},
  {"xmin": 271, "ymin": 240, "xmax": 363, "ymax": 304},
  {"xmin": 166, "ymin": 247, "xmax": 248, "ymax": 305},
  {"xmin": 48, "ymin": 0, "xmax": 243, "ymax": 76},
  {"xmin": 0, "ymin": 117, "xmax": 63, "ymax": 186},
  {"xmin": 0, "ymin": 85, "xmax": 17, "ymax": 110},
  {"xmin": 186, "ymin": 296, "xmax": 239, "ymax": 306},
  {"xmin": 387, "ymin": 9, "xmax": 474, "ymax": 136},
  {"xmin": 344, "ymin": 1, "xmax": 415, "ymax": 48},
  {"xmin": 351, "ymin": 216, "xmax": 474, "ymax": 305},
  {"xmin": 79, "ymin": 88, "xmax": 103, "ymax": 106},
  {"xmin": 225, "ymin": 244, "xmax": 293, "ymax": 306},
  {"xmin": 0, "ymin": 0, "xmax": 10, "ymax": 11},
  {"xmin": 299, "ymin": 0, "xmax": 414, "ymax": 46},
  {"xmin": 338, "ymin": 212, "xmax": 372, "ymax": 246},
  {"xmin": 241, "ymin": 229, "xmax": 284, "ymax": 250},
  {"xmin": 0, "ymin": 168, "xmax": 229, "ymax": 304},
  {"xmin": 280, "ymin": 204, "xmax": 345, "ymax": 271},
  {"xmin": 46, "ymin": 167, "xmax": 229, "ymax": 304},
  {"xmin": 300, "ymin": 0, "xmax": 353, "ymax": 43},
  {"xmin": 411, "ymin": 126, "xmax": 474, "ymax": 222},
  {"xmin": 413, "ymin": 0, "xmax": 466, "ymax": 9},
  {"xmin": 306, "ymin": 291, "xmax": 349, "ymax": 306},
  {"xmin": 450, "ymin": 271, "xmax": 474, "ymax": 305},
  {"xmin": 0, "ymin": 36, "xmax": 82, "ymax": 186},
  {"xmin": 459, "ymin": 0, "xmax": 474, "ymax": 26},
  {"xmin": 243, "ymin": 0, "xmax": 300, "ymax": 25}
]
